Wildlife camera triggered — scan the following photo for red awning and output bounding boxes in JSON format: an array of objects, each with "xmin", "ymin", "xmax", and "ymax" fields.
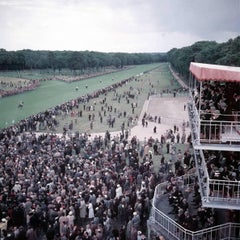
[{"xmin": 189, "ymin": 62, "xmax": 240, "ymax": 82}]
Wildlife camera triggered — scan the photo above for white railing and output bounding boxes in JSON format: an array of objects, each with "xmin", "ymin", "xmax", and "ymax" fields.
[
  {"xmin": 193, "ymin": 148, "xmax": 240, "ymax": 209},
  {"xmin": 187, "ymin": 96, "xmax": 240, "ymax": 145},
  {"xmin": 205, "ymin": 178, "xmax": 240, "ymax": 204},
  {"xmin": 149, "ymin": 176, "xmax": 240, "ymax": 239},
  {"xmin": 200, "ymin": 120, "xmax": 240, "ymax": 144},
  {"xmin": 149, "ymin": 207, "xmax": 240, "ymax": 240}
]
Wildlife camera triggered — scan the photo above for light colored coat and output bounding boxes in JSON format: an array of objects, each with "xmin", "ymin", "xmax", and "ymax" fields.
[
  {"xmin": 79, "ymin": 199, "xmax": 87, "ymax": 218},
  {"xmin": 88, "ymin": 202, "xmax": 94, "ymax": 219}
]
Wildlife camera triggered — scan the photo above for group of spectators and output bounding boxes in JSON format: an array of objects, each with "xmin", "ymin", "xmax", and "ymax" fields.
[
  {"xmin": 0, "ymin": 125, "xmax": 159, "ymax": 239},
  {"xmin": 0, "ymin": 80, "xmax": 40, "ymax": 98},
  {"xmin": 54, "ymin": 67, "xmax": 130, "ymax": 83},
  {"xmin": 0, "ymin": 121, "xmax": 188, "ymax": 240},
  {"xmin": 171, "ymin": 78, "xmax": 240, "ymax": 235},
  {"xmin": 204, "ymin": 150, "xmax": 240, "ymax": 198},
  {"xmin": 0, "ymin": 73, "xmax": 179, "ymax": 240},
  {"xmin": 192, "ymin": 80, "xmax": 240, "ymax": 140},
  {"xmin": 7, "ymin": 75, "xmax": 139, "ymax": 134},
  {"xmin": 191, "ymin": 79, "xmax": 240, "ymax": 195},
  {"xmin": 194, "ymin": 80, "xmax": 240, "ymax": 122},
  {"xmin": 166, "ymin": 178, "xmax": 216, "ymax": 232},
  {"xmin": 205, "ymin": 150, "xmax": 240, "ymax": 181}
]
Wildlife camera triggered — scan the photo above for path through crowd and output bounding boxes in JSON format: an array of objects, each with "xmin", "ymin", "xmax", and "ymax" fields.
[{"xmin": 89, "ymin": 95, "xmax": 190, "ymax": 143}]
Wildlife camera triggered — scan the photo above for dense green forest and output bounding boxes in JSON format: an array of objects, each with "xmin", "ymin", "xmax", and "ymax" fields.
[
  {"xmin": 0, "ymin": 49, "xmax": 166, "ymax": 72},
  {"xmin": 167, "ymin": 36, "xmax": 240, "ymax": 81},
  {"xmin": 1, "ymin": 35, "xmax": 239, "ymax": 79}
]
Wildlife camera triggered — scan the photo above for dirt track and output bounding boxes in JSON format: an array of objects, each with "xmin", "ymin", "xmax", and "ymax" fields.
[
  {"xmin": 129, "ymin": 95, "xmax": 190, "ymax": 141},
  {"xmin": 89, "ymin": 95, "xmax": 190, "ymax": 142}
]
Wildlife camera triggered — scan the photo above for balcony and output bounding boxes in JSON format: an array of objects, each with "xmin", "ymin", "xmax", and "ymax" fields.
[
  {"xmin": 148, "ymin": 174, "xmax": 240, "ymax": 239},
  {"xmin": 193, "ymin": 148, "xmax": 240, "ymax": 210},
  {"xmin": 187, "ymin": 101, "xmax": 240, "ymax": 151}
]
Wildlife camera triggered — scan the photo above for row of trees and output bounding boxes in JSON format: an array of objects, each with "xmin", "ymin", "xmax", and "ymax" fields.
[
  {"xmin": 167, "ymin": 36, "xmax": 240, "ymax": 80},
  {"xmin": 1, "ymin": 35, "xmax": 238, "ymax": 76},
  {"xmin": 0, "ymin": 49, "xmax": 167, "ymax": 72}
]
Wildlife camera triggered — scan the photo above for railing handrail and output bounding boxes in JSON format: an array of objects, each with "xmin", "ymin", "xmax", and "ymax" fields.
[
  {"xmin": 151, "ymin": 204, "xmax": 240, "ymax": 236},
  {"xmin": 208, "ymin": 178, "xmax": 240, "ymax": 184},
  {"xmin": 200, "ymin": 119, "xmax": 240, "ymax": 125},
  {"xmin": 151, "ymin": 175, "xmax": 240, "ymax": 239},
  {"xmin": 200, "ymin": 111, "xmax": 240, "ymax": 117}
]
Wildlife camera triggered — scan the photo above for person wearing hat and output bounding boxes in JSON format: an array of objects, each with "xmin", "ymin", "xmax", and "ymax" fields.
[
  {"xmin": 88, "ymin": 202, "xmax": 94, "ymax": 220},
  {"xmin": 132, "ymin": 211, "xmax": 140, "ymax": 229},
  {"xmin": 67, "ymin": 210, "xmax": 74, "ymax": 233},
  {"xmin": 115, "ymin": 184, "xmax": 123, "ymax": 199}
]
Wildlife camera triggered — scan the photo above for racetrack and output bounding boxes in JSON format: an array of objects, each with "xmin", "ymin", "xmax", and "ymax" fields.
[{"xmin": 0, "ymin": 63, "xmax": 161, "ymax": 129}]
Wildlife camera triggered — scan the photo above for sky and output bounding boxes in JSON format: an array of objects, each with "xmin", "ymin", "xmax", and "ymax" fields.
[{"xmin": 0, "ymin": 0, "xmax": 239, "ymax": 53}]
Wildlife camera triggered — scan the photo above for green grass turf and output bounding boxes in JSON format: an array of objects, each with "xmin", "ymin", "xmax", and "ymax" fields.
[
  {"xmin": 41, "ymin": 63, "xmax": 183, "ymax": 134},
  {"xmin": 0, "ymin": 63, "xmax": 163, "ymax": 129},
  {"xmin": 0, "ymin": 66, "xmax": 123, "ymax": 80}
]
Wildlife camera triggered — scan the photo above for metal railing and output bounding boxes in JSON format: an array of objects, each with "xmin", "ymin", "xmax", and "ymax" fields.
[
  {"xmin": 149, "ymin": 207, "xmax": 240, "ymax": 240},
  {"xmin": 188, "ymin": 91, "xmax": 240, "ymax": 145},
  {"xmin": 187, "ymin": 100, "xmax": 240, "ymax": 145},
  {"xmin": 193, "ymin": 148, "xmax": 240, "ymax": 209},
  {"xmin": 205, "ymin": 178, "xmax": 240, "ymax": 206},
  {"xmin": 200, "ymin": 120, "xmax": 240, "ymax": 143},
  {"xmin": 149, "ymin": 174, "xmax": 240, "ymax": 239}
]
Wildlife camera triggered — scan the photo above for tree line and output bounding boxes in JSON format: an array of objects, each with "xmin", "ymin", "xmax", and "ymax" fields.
[
  {"xmin": 0, "ymin": 49, "xmax": 167, "ymax": 72},
  {"xmin": 1, "ymin": 35, "xmax": 239, "ymax": 77},
  {"xmin": 167, "ymin": 36, "xmax": 240, "ymax": 81}
]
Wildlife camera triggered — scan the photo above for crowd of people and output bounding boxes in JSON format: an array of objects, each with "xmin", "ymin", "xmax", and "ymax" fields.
[
  {"xmin": 0, "ymin": 122, "xmax": 187, "ymax": 239},
  {"xmin": 166, "ymin": 178, "xmax": 216, "ymax": 232},
  {"xmin": 0, "ymin": 126, "xmax": 158, "ymax": 239},
  {"xmin": 0, "ymin": 63, "xmax": 207, "ymax": 240},
  {"xmin": 53, "ymin": 67, "xmax": 131, "ymax": 83},
  {"xmin": 194, "ymin": 80, "xmax": 240, "ymax": 121},
  {"xmin": 0, "ymin": 80, "xmax": 40, "ymax": 98},
  {"xmin": 192, "ymin": 80, "xmax": 240, "ymax": 140},
  {"xmin": 157, "ymin": 77, "xmax": 240, "ymax": 234},
  {"xmin": 0, "ymin": 73, "xmax": 179, "ymax": 240},
  {"xmin": 4, "ymin": 76, "xmax": 139, "ymax": 134}
]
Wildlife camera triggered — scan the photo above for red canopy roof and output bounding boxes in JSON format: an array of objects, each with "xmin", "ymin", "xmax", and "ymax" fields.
[{"xmin": 189, "ymin": 62, "xmax": 240, "ymax": 82}]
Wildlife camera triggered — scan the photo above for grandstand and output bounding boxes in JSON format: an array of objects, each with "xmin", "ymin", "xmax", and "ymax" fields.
[{"xmin": 148, "ymin": 62, "xmax": 240, "ymax": 239}]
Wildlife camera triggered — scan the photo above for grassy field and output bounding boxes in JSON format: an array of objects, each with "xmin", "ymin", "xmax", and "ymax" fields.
[
  {"xmin": 0, "ymin": 63, "xmax": 166, "ymax": 129},
  {"xmin": 53, "ymin": 64, "xmax": 183, "ymax": 134},
  {"xmin": 0, "ymin": 66, "xmax": 132, "ymax": 81}
]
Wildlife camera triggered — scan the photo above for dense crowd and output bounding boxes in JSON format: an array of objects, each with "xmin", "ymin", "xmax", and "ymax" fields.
[
  {"xmin": 0, "ymin": 74, "xmax": 179, "ymax": 240},
  {"xmin": 162, "ymin": 82, "xmax": 240, "ymax": 233},
  {"xmin": 0, "ymin": 125, "xmax": 159, "ymax": 239},
  {"xmin": 166, "ymin": 178, "xmax": 216, "ymax": 232},
  {"xmin": 194, "ymin": 81, "xmax": 240, "ymax": 121},
  {"xmin": 0, "ymin": 80, "xmax": 40, "ymax": 98},
  {"xmin": 0, "ymin": 66, "xmax": 200, "ymax": 240}
]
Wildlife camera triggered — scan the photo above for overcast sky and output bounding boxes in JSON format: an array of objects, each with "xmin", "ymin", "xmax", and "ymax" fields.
[{"xmin": 0, "ymin": 0, "xmax": 239, "ymax": 53}]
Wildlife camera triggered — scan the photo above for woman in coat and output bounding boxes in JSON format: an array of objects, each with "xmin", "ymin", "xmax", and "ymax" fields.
[
  {"xmin": 88, "ymin": 202, "xmax": 94, "ymax": 220},
  {"xmin": 79, "ymin": 198, "xmax": 87, "ymax": 224}
]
